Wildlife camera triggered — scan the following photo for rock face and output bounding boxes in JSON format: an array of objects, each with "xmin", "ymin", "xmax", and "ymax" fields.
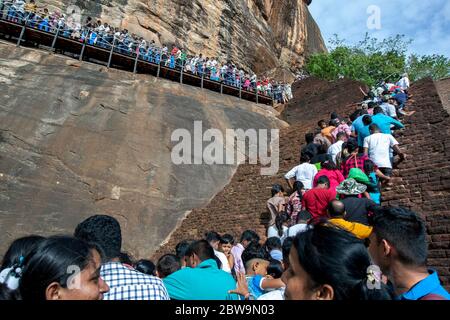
[
  {"xmin": 36, "ymin": 0, "xmax": 326, "ymax": 80},
  {"xmin": 154, "ymin": 77, "xmax": 365, "ymax": 258},
  {"xmin": 0, "ymin": 42, "xmax": 285, "ymax": 258}
]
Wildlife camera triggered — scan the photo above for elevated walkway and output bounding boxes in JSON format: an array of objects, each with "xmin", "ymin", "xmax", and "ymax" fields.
[{"xmin": 0, "ymin": 18, "xmax": 273, "ymax": 106}]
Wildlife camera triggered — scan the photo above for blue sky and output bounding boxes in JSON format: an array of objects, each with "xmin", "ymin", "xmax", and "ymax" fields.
[{"xmin": 309, "ymin": 0, "xmax": 450, "ymax": 57}]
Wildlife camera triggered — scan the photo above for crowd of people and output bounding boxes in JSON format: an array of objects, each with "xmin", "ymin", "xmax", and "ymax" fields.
[
  {"xmin": 1, "ymin": 73, "xmax": 449, "ymax": 301},
  {"xmin": 0, "ymin": 0, "xmax": 294, "ymax": 102}
]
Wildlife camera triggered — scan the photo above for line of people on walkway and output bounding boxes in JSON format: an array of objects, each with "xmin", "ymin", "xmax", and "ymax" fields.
[{"xmin": 0, "ymin": 0, "xmax": 294, "ymax": 101}]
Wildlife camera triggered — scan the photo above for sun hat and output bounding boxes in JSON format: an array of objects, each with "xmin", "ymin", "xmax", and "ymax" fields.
[{"xmin": 336, "ymin": 178, "xmax": 367, "ymax": 195}]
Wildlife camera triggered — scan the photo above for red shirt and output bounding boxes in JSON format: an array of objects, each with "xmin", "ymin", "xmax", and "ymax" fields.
[{"xmin": 301, "ymin": 188, "xmax": 336, "ymax": 219}]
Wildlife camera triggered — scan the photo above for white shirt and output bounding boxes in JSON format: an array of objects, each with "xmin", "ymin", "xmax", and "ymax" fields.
[
  {"xmin": 397, "ymin": 77, "xmax": 410, "ymax": 90},
  {"xmin": 363, "ymin": 133, "xmax": 399, "ymax": 169},
  {"xmin": 258, "ymin": 288, "xmax": 285, "ymax": 300},
  {"xmin": 380, "ymin": 103, "xmax": 397, "ymax": 118},
  {"xmin": 267, "ymin": 225, "xmax": 289, "ymax": 243},
  {"xmin": 284, "ymin": 163, "xmax": 318, "ymax": 190},
  {"xmin": 214, "ymin": 250, "xmax": 231, "ymax": 273},
  {"xmin": 287, "ymin": 224, "xmax": 310, "ymax": 237},
  {"xmin": 328, "ymin": 140, "xmax": 344, "ymax": 164}
]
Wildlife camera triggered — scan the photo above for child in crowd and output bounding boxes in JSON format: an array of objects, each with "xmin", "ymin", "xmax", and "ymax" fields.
[
  {"xmin": 241, "ymin": 243, "xmax": 285, "ymax": 299},
  {"xmin": 134, "ymin": 259, "xmax": 156, "ymax": 276},
  {"xmin": 219, "ymin": 234, "xmax": 235, "ymax": 273}
]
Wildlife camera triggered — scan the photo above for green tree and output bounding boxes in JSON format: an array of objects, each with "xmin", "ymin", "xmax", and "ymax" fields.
[
  {"xmin": 305, "ymin": 33, "xmax": 449, "ymax": 86},
  {"xmin": 407, "ymin": 54, "xmax": 450, "ymax": 81}
]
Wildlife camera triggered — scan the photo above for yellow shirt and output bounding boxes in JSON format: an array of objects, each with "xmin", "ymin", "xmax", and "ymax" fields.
[{"xmin": 329, "ymin": 218, "xmax": 373, "ymax": 239}]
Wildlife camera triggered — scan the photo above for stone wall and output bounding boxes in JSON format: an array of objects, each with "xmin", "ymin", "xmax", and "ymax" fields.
[{"xmin": 383, "ymin": 78, "xmax": 450, "ymax": 289}]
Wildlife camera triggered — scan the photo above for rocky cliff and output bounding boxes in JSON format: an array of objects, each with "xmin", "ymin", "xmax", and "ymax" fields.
[
  {"xmin": 0, "ymin": 42, "xmax": 286, "ymax": 258},
  {"xmin": 36, "ymin": 0, "xmax": 326, "ymax": 81}
]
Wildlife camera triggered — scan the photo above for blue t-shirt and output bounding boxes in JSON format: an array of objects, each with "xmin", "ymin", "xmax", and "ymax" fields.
[
  {"xmin": 397, "ymin": 270, "xmax": 450, "ymax": 300},
  {"xmin": 246, "ymin": 275, "xmax": 265, "ymax": 299},
  {"xmin": 372, "ymin": 114, "xmax": 404, "ymax": 134},
  {"xmin": 351, "ymin": 115, "xmax": 371, "ymax": 147}
]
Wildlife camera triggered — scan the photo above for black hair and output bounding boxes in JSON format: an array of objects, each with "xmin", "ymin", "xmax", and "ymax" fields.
[
  {"xmin": 156, "ymin": 254, "xmax": 180, "ymax": 278},
  {"xmin": 267, "ymin": 259, "xmax": 284, "ymax": 279},
  {"xmin": 0, "ymin": 235, "xmax": 46, "ymax": 300},
  {"xmin": 119, "ymin": 252, "xmax": 134, "ymax": 265},
  {"xmin": 282, "ymin": 237, "xmax": 294, "ymax": 265},
  {"xmin": 318, "ymin": 120, "xmax": 327, "ymax": 127},
  {"xmin": 373, "ymin": 106, "xmax": 384, "ymax": 115},
  {"xmin": 271, "ymin": 184, "xmax": 284, "ymax": 197},
  {"xmin": 134, "ymin": 259, "xmax": 156, "ymax": 276},
  {"xmin": 305, "ymin": 133, "xmax": 315, "ymax": 144},
  {"xmin": 74, "ymin": 215, "xmax": 122, "ymax": 261},
  {"xmin": 300, "ymin": 152, "xmax": 311, "ymax": 163},
  {"xmin": 322, "ymin": 160, "xmax": 338, "ymax": 170},
  {"xmin": 241, "ymin": 243, "xmax": 269, "ymax": 269},
  {"xmin": 296, "ymin": 210, "xmax": 313, "ymax": 224},
  {"xmin": 368, "ymin": 101, "xmax": 378, "ymax": 109},
  {"xmin": 336, "ymin": 132, "xmax": 346, "ymax": 140},
  {"xmin": 240, "ymin": 230, "xmax": 260, "ymax": 244},
  {"xmin": 349, "ymin": 110, "xmax": 362, "ymax": 122},
  {"xmin": 1, "ymin": 235, "xmax": 46, "ymax": 270},
  {"xmin": 369, "ymin": 124, "xmax": 380, "ymax": 133},
  {"xmin": 316, "ymin": 175, "xmax": 330, "ymax": 187},
  {"xmin": 220, "ymin": 234, "xmax": 235, "ymax": 245},
  {"xmin": 19, "ymin": 236, "xmax": 96, "ymax": 301},
  {"xmin": 328, "ymin": 200, "xmax": 346, "ymax": 218},
  {"xmin": 362, "ymin": 115, "xmax": 372, "ymax": 126},
  {"xmin": 275, "ymin": 212, "xmax": 290, "ymax": 237},
  {"xmin": 330, "ymin": 119, "xmax": 339, "ymax": 127},
  {"xmin": 175, "ymin": 240, "xmax": 195, "ymax": 262},
  {"xmin": 364, "ymin": 159, "xmax": 375, "ymax": 174},
  {"xmin": 185, "ymin": 240, "xmax": 216, "ymax": 262},
  {"xmin": 264, "ymin": 237, "xmax": 282, "ymax": 252},
  {"xmin": 293, "ymin": 225, "xmax": 393, "ymax": 300},
  {"xmin": 292, "ymin": 181, "xmax": 305, "ymax": 198},
  {"xmin": 346, "ymin": 140, "xmax": 358, "ymax": 154},
  {"xmin": 372, "ymin": 207, "xmax": 427, "ymax": 266},
  {"xmin": 330, "ymin": 112, "xmax": 339, "ymax": 120},
  {"xmin": 205, "ymin": 231, "xmax": 222, "ymax": 243}
]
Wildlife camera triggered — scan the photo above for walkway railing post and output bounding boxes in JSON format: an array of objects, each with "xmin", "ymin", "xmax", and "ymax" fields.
[
  {"xmin": 180, "ymin": 61, "xmax": 184, "ymax": 84},
  {"xmin": 79, "ymin": 37, "xmax": 87, "ymax": 61},
  {"xmin": 239, "ymin": 83, "xmax": 242, "ymax": 100},
  {"xmin": 50, "ymin": 24, "xmax": 60, "ymax": 51},
  {"xmin": 133, "ymin": 49, "xmax": 139, "ymax": 73},
  {"xmin": 156, "ymin": 59, "xmax": 161, "ymax": 78},
  {"xmin": 201, "ymin": 73, "xmax": 204, "ymax": 89},
  {"xmin": 16, "ymin": 15, "xmax": 29, "ymax": 47},
  {"xmin": 107, "ymin": 38, "xmax": 115, "ymax": 69},
  {"xmin": 220, "ymin": 81, "xmax": 223, "ymax": 94},
  {"xmin": 256, "ymin": 81, "xmax": 259, "ymax": 105}
]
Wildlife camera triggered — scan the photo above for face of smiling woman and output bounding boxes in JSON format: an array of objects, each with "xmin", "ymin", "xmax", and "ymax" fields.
[
  {"xmin": 282, "ymin": 246, "xmax": 334, "ymax": 300},
  {"xmin": 45, "ymin": 249, "xmax": 109, "ymax": 300}
]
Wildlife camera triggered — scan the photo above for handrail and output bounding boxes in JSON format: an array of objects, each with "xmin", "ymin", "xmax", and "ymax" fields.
[{"xmin": 0, "ymin": 7, "xmax": 286, "ymax": 105}]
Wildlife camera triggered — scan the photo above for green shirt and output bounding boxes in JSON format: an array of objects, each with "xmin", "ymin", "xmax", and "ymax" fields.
[{"xmin": 163, "ymin": 259, "xmax": 239, "ymax": 300}]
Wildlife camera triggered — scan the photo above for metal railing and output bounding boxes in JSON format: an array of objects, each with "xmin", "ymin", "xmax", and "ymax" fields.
[{"xmin": 0, "ymin": 7, "xmax": 295, "ymax": 106}]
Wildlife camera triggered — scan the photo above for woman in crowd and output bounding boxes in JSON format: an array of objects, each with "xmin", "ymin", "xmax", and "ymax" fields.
[
  {"xmin": 267, "ymin": 212, "xmax": 290, "ymax": 243},
  {"xmin": 0, "ymin": 235, "xmax": 46, "ymax": 300},
  {"xmin": 283, "ymin": 224, "xmax": 393, "ymax": 300},
  {"xmin": 286, "ymin": 181, "xmax": 305, "ymax": 226},
  {"xmin": 18, "ymin": 236, "xmax": 109, "ymax": 300}
]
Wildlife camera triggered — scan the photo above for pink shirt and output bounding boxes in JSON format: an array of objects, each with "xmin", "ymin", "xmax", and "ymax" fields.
[{"xmin": 313, "ymin": 168, "xmax": 345, "ymax": 192}]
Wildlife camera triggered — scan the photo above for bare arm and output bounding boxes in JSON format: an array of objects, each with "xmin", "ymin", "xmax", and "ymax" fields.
[
  {"xmin": 375, "ymin": 169, "xmax": 390, "ymax": 181},
  {"xmin": 261, "ymin": 278, "xmax": 285, "ymax": 290},
  {"xmin": 285, "ymin": 178, "xmax": 294, "ymax": 191},
  {"xmin": 393, "ymin": 145, "xmax": 405, "ymax": 160}
]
